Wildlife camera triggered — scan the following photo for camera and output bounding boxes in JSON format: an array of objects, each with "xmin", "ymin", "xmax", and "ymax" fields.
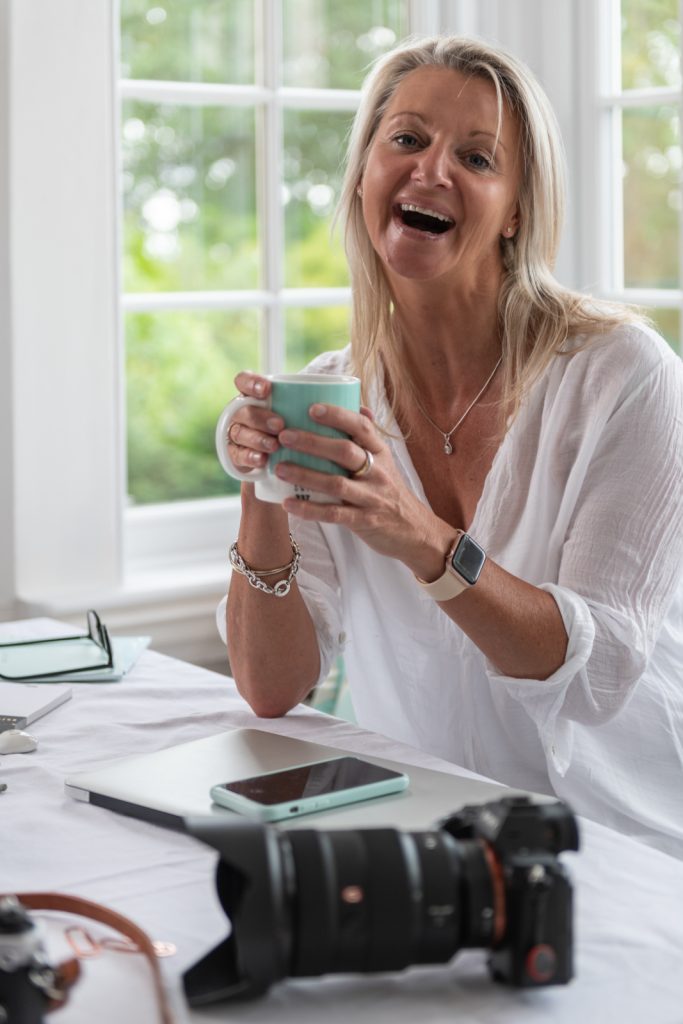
[
  {"xmin": 0, "ymin": 896, "xmax": 64, "ymax": 1024},
  {"xmin": 183, "ymin": 795, "xmax": 579, "ymax": 1006}
]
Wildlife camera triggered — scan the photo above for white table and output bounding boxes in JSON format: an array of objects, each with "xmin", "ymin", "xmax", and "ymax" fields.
[{"xmin": 2, "ymin": 618, "xmax": 683, "ymax": 1024}]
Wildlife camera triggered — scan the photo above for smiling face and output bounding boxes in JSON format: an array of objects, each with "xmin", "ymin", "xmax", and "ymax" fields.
[{"xmin": 359, "ymin": 65, "xmax": 522, "ymax": 292}]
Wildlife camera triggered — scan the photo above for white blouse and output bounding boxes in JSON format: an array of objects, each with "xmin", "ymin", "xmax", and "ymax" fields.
[{"xmin": 218, "ymin": 324, "xmax": 683, "ymax": 858}]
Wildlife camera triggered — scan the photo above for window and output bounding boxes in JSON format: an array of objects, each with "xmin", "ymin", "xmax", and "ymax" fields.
[
  {"xmin": 10, "ymin": 0, "xmax": 589, "ymax": 617},
  {"xmin": 119, "ymin": 1, "xmax": 415, "ymax": 523},
  {"xmin": 590, "ymin": 0, "xmax": 681, "ymax": 351}
]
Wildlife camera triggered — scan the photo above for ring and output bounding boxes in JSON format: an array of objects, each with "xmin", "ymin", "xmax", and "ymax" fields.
[
  {"xmin": 227, "ymin": 422, "xmax": 239, "ymax": 445},
  {"xmin": 351, "ymin": 448, "xmax": 374, "ymax": 479}
]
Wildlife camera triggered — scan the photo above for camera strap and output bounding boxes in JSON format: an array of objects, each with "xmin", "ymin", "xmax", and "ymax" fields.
[{"xmin": 14, "ymin": 892, "xmax": 175, "ymax": 1024}]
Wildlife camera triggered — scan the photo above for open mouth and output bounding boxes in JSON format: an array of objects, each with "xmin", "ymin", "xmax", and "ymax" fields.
[{"xmin": 396, "ymin": 202, "xmax": 454, "ymax": 235}]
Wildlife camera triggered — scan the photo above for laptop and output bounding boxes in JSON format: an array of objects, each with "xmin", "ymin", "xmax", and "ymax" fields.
[{"xmin": 65, "ymin": 727, "xmax": 531, "ymax": 832}]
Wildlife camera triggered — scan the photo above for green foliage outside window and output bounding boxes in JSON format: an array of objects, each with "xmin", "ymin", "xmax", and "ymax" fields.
[
  {"xmin": 121, "ymin": 1, "xmax": 405, "ymax": 506},
  {"xmin": 621, "ymin": 0, "xmax": 681, "ymax": 352}
]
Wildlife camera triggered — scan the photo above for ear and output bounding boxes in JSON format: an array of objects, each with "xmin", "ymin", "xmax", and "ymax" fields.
[{"xmin": 501, "ymin": 204, "xmax": 520, "ymax": 238}]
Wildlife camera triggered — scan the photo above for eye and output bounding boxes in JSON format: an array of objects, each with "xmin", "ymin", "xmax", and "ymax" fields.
[
  {"xmin": 466, "ymin": 151, "xmax": 494, "ymax": 171},
  {"xmin": 392, "ymin": 131, "xmax": 421, "ymax": 149}
]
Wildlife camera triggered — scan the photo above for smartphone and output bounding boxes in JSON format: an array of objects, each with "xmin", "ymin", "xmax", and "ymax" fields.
[{"xmin": 209, "ymin": 756, "xmax": 409, "ymax": 822}]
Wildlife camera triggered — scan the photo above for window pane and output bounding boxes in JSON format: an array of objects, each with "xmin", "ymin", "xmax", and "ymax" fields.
[
  {"xmin": 648, "ymin": 307, "xmax": 680, "ymax": 352},
  {"xmin": 284, "ymin": 110, "xmax": 351, "ymax": 288},
  {"xmin": 122, "ymin": 101, "xmax": 258, "ymax": 292},
  {"xmin": 623, "ymin": 106, "xmax": 679, "ymax": 289},
  {"xmin": 285, "ymin": 307, "xmax": 350, "ymax": 371},
  {"xmin": 621, "ymin": 0, "xmax": 680, "ymax": 90},
  {"xmin": 283, "ymin": 0, "xmax": 409, "ymax": 89},
  {"xmin": 126, "ymin": 310, "xmax": 260, "ymax": 505},
  {"xmin": 121, "ymin": 0, "xmax": 254, "ymax": 85}
]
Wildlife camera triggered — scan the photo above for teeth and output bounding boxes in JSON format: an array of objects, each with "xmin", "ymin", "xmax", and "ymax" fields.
[{"xmin": 400, "ymin": 203, "xmax": 453, "ymax": 224}]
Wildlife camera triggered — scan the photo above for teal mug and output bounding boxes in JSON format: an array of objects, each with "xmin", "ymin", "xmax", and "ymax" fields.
[{"xmin": 216, "ymin": 373, "xmax": 361, "ymax": 503}]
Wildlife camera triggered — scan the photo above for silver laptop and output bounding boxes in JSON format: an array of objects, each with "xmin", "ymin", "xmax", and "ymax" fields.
[{"xmin": 65, "ymin": 727, "xmax": 526, "ymax": 832}]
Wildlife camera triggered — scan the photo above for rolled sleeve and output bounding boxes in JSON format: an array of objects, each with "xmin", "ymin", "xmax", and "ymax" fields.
[
  {"xmin": 488, "ymin": 348, "xmax": 683, "ymax": 777},
  {"xmin": 486, "ymin": 583, "xmax": 596, "ymax": 775}
]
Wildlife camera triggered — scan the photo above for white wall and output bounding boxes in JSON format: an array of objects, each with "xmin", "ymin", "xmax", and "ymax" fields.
[
  {"xmin": 0, "ymin": 0, "xmax": 15, "ymax": 621},
  {"xmin": 10, "ymin": 0, "xmax": 122, "ymax": 601}
]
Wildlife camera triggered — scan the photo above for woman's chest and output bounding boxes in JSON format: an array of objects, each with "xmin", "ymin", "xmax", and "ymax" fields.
[{"xmin": 405, "ymin": 413, "xmax": 504, "ymax": 531}]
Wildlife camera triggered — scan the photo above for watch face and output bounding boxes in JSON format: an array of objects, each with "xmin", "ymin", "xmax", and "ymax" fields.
[{"xmin": 451, "ymin": 534, "xmax": 486, "ymax": 586}]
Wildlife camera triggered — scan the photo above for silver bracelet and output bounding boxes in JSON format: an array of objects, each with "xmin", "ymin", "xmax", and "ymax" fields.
[{"xmin": 229, "ymin": 534, "xmax": 301, "ymax": 598}]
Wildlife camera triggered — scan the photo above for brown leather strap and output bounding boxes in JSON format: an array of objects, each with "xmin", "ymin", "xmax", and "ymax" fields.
[
  {"xmin": 13, "ymin": 893, "xmax": 175, "ymax": 1024},
  {"xmin": 50, "ymin": 957, "xmax": 82, "ymax": 1010}
]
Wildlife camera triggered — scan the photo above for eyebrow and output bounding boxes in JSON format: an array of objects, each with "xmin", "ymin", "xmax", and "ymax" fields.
[
  {"xmin": 385, "ymin": 113, "xmax": 507, "ymax": 152},
  {"xmin": 468, "ymin": 129, "xmax": 507, "ymax": 152}
]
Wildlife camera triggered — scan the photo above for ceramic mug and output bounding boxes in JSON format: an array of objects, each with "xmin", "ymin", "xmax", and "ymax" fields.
[{"xmin": 215, "ymin": 373, "xmax": 361, "ymax": 503}]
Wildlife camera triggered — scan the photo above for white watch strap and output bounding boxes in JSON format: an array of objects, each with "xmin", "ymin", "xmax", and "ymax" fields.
[{"xmin": 416, "ymin": 532, "xmax": 469, "ymax": 601}]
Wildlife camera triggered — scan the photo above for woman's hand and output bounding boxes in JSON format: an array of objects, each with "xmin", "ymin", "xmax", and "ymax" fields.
[
  {"xmin": 226, "ymin": 372, "xmax": 285, "ymax": 474},
  {"xmin": 276, "ymin": 402, "xmax": 452, "ymax": 579}
]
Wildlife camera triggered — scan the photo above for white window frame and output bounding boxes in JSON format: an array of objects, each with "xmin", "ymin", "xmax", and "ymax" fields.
[
  {"xmin": 122, "ymin": 0, "xmax": 459, "ymax": 584},
  {"xmin": 577, "ymin": 0, "xmax": 683, "ymax": 346}
]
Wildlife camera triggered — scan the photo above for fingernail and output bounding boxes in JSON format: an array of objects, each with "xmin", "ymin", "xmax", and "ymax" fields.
[
  {"xmin": 280, "ymin": 430, "xmax": 298, "ymax": 445},
  {"xmin": 310, "ymin": 404, "xmax": 326, "ymax": 418},
  {"xmin": 267, "ymin": 417, "xmax": 283, "ymax": 431},
  {"xmin": 254, "ymin": 381, "xmax": 265, "ymax": 395},
  {"xmin": 249, "ymin": 451, "xmax": 264, "ymax": 465}
]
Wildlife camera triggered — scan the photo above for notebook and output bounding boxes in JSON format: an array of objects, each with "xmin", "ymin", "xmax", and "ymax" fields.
[
  {"xmin": 64, "ymin": 727, "xmax": 534, "ymax": 833},
  {"xmin": 20, "ymin": 636, "xmax": 150, "ymax": 683},
  {"xmin": 0, "ymin": 682, "xmax": 72, "ymax": 732}
]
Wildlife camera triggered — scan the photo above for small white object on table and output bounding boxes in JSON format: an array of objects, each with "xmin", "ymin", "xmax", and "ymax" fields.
[{"xmin": 2, "ymin": 618, "xmax": 682, "ymax": 1024}]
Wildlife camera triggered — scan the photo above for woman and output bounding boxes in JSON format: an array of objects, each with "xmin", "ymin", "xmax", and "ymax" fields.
[{"xmin": 217, "ymin": 37, "xmax": 683, "ymax": 857}]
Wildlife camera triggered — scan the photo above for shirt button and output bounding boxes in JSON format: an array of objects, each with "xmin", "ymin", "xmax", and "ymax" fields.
[{"xmin": 338, "ymin": 632, "xmax": 346, "ymax": 645}]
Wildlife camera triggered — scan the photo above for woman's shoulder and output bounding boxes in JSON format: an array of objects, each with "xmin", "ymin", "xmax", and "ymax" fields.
[
  {"xmin": 567, "ymin": 320, "xmax": 680, "ymax": 378},
  {"xmin": 557, "ymin": 320, "xmax": 682, "ymax": 405},
  {"xmin": 301, "ymin": 345, "xmax": 352, "ymax": 376}
]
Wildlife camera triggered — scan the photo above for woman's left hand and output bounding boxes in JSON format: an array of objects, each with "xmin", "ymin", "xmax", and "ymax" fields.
[{"xmin": 276, "ymin": 402, "xmax": 451, "ymax": 577}]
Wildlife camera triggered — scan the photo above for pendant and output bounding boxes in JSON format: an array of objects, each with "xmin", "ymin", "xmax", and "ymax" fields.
[{"xmin": 443, "ymin": 439, "xmax": 453, "ymax": 455}]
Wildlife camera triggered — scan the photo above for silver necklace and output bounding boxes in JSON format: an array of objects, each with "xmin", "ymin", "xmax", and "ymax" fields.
[{"xmin": 413, "ymin": 356, "xmax": 503, "ymax": 455}]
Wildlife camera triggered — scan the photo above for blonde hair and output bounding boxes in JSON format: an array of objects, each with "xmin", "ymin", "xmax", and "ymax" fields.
[{"xmin": 337, "ymin": 35, "xmax": 640, "ymax": 421}]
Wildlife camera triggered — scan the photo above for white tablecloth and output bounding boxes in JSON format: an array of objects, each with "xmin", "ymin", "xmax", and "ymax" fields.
[{"xmin": 2, "ymin": 618, "xmax": 683, "ymax": 1024}]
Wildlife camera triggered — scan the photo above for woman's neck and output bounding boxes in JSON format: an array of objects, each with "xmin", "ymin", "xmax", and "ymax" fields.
[{"xmin": 390, "ymin": 284, "xmax": 503, "ymax": 407}]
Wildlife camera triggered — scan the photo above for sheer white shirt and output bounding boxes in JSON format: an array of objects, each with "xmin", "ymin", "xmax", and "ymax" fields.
[{"xmin": 218, "ymin": 324, "xmax": 683, "ymax": 858}]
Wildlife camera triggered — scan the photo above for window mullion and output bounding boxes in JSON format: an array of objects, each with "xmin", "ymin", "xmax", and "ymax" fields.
[
  {"xmin": 119, "ymin": 80, "xmax": 270, "ymax": 106},
  {"xmin": 601, "ymin": 86, "xmax": 683, "ymax": 108},
  {"xmin": 607, "ymin": 0, "xmax": 623, "ymax": 295},
  {"xmin": 279, "ymin": 87, "xmax": 359, "ymax": 110},
  {"xmin": 257, "ymin": 0, "xmax": 285, "ymax": 374},
  {"xmin": 612, "ymin": 106, "xmax": 624, "ymax": 293}
]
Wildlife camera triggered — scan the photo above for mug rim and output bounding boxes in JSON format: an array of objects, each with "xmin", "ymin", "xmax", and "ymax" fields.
[{"xmin": 267, "ymin": 373, "xmax": 359, "ymax": 385}]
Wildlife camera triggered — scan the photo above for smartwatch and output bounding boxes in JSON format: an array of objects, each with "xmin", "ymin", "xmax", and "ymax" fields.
[{"xmin": 416, "ymin": 530, "xmax": 486, "ymax": 601}]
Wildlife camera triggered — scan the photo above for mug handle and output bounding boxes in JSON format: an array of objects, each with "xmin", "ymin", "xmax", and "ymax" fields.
[{"xmin": 215, "ymin": 394, "xmax": 270, "ymax": 481}]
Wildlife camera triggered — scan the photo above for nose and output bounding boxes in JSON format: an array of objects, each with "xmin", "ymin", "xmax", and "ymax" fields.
[{"xmin": 410, "ymin": 143, "xmax": 452, "ymax": 189}]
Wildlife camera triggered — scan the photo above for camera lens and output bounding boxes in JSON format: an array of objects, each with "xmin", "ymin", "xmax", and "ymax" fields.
[
  {"xmin": 183, "ymin": 797, "xmax": 577, "ymax": 1005},
  {"xmin": 283, "ymin": 827, "xmax": 495, "ymax": 977}
]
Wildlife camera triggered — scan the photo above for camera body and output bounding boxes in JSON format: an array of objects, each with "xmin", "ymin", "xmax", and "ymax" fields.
[
  {"xmin": 440, "ymin": 795, "xmax": 577, "ymax": 986},
  {"xmin": 0, "ymin": 896, "xmax": 54, "ymax": 1024},
  {"xmin": 184, "ymin": 794, "xmax": 579, "ymax": 1005}
]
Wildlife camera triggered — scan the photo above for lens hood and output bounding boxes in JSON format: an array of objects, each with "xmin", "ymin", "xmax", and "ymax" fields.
[{"xmin": 183, "ymin": 816, "xmax": 292, "ymax": 1005}]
